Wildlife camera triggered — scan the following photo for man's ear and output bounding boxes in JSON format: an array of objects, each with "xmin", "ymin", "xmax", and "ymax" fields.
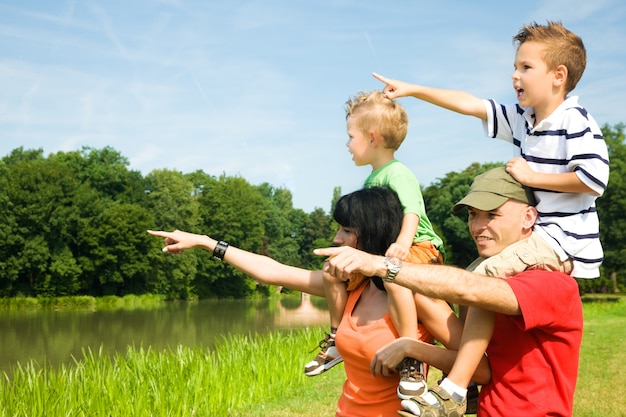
[
  {"xmin": 553, "ymin": 64, "xmax": 568, "ymax": 88},
  {"xmin": 523, "ymin": 206, "xmax": 538, "ymax": 230}
]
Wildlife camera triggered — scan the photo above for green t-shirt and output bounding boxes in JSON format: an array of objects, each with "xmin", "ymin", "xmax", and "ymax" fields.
[{"xmin": 363, "ymin": 160, "xmax": 443, "ymax": 249}]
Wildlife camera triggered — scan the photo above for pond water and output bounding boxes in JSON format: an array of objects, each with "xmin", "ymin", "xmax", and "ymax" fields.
[{"xmin": 0, "ymin": 294, "xmax": 329, "ymax": 374}]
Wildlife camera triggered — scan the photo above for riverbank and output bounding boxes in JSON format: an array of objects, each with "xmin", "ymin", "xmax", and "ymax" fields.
[{"xmin": 0, "ymin": 294, "xmax": 168, "ymax": 310}]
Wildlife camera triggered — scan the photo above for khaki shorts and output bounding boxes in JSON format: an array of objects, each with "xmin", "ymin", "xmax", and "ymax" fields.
[{"xmin": 470, "ymin": 232, "xmax": 573, "ymax": 278}]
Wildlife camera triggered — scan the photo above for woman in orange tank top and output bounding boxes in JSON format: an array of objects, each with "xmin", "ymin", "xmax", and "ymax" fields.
[{"xmin": 149, "ymin": 187, "xmax": 463, "ymax": 417}]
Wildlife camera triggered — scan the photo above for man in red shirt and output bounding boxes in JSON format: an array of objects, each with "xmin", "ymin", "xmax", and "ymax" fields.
[{"xmin": 315, "ymin": 167, "xmax": 582, "ymax": 417}]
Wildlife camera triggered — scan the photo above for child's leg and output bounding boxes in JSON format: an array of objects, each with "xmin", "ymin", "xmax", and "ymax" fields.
[
  {"xmin": 303, "ymin": 271, "xmax": 346, "ymax": 377},
  {"xmin": 385, "ymin": 282, "xmax": 419, "ymax": 338},
  {"xmin": 386, "ymin": 278, "xmax": 424, "ymax": 400},
  {"xmin": 444, "ymin": 306, "xmax": 494, "ymax": 389},
  {"xmin": 394, "ymin": 242, "xmax": 445, "ymax": 399},
  {"xmin": 323, "ymin": 271, "xmax": 347, "ymax": 331}
]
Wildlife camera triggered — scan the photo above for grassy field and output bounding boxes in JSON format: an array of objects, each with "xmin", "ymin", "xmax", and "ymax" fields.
[{"xmin": 0, "ymin": 296, "xmax": 624, "ymax": 416}]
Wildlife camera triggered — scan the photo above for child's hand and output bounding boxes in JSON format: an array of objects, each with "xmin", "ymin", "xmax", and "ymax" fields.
[
  {"xmin": 372, "ymin": 73, "xmax": 413, "ymax": 100},
  {"xmin": 385, "ymin": 242, "xmax": 409, "ymax": 261},
  {"xmin": 506, "ymin": 157, "xmax": 536, "ymax": 186}
]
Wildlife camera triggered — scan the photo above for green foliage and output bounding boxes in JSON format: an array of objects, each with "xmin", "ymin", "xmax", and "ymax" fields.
[
  {"xmin": 2, "ymin": 122, "xmax": 625, "ymax": 300},
  {"xmin": 422, "ymin": 162, "xmax": 504, "ymax": 268},
  {"xmin": 596, "ymin": 123, "xmax": 626, "ymax": 292}
]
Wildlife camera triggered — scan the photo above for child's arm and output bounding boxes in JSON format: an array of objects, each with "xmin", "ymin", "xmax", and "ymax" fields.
[
  {"xmin": 506, "ymin": 158, "xmax": 596, "ymax": 194},
  {"xmin": 386, "ymin": 213, "xmax": 419, "ymax": 260},
  {"xmin": 373, "ymin": 73, "xmax": 487, "ymax": 120}
]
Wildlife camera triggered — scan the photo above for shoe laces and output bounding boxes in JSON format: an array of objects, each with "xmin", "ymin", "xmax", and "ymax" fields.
[
  {"xmin": 397, "ymin": 357, "xmax": 424, "ymax": 381},
  {"xmin": 309, "ymin": 334, "xmax": 333, "ymax": 353}
]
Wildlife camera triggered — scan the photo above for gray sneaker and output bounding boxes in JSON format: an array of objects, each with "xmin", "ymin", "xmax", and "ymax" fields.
[{"xmin": 304, "ymin": 334, "xmax": 343, "ymax": 376}]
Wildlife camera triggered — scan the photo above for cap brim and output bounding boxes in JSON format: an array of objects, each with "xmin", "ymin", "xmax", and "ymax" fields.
[{"xmin": 453, "ymin": 192, "xmax": 509, "ymax": 212}]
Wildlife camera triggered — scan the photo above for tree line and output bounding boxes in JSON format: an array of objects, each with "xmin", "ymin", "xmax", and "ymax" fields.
[{"xmin": 1, "ymin": 124, "xmax": 623, "ymax": 298}]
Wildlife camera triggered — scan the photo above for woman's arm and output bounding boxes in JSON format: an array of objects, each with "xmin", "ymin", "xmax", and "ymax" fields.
[
  {"xmin": 370, "ymin": 336, "xmax": 491, "ymax": 385},
  {"xmin": 148, "ymin": 230, "xmax": 325, "ymax": 297},
  {"xmin": 372, "ymin": 294, "xmax": 491, "ymax": 384}
]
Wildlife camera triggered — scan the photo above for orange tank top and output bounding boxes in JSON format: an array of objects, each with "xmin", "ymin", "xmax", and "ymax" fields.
[{"xmin": 334, "ymin": 281, "xmax": 433, "ymax": 417}]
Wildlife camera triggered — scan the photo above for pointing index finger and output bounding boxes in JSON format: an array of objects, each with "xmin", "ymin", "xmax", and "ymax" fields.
[
  {"xmin": 372, "ymin": 72, "xmax": 389, "ymax": 83},
  {"xmin": 313, "ymin": 247, "xmax": 342, "ymax": 257}
]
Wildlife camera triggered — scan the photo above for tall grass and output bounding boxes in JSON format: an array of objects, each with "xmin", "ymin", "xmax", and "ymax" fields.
[
  {"xmin": 0, "ymin": 328, "xmax": 338, "ymax": 416},
  {"xmin": 1, "ymin": 298, "xmax": 624, "ymax": 416}
]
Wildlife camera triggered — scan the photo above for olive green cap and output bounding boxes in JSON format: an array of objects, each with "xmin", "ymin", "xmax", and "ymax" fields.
[{"xmin": 453, "ymin": 167, "xmax": 536, "ymax": 212}]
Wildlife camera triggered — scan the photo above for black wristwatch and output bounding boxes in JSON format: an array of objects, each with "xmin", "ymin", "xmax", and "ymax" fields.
[{"xmin": 383, "ymin": 256, "xmax": 402, "ymax": 282}]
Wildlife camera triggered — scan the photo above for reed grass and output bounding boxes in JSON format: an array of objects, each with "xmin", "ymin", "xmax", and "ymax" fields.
[
  {"xmin": 0, "ymin": 297, "xmax": 624, "ymax": 416},
  {"xmin": 0, "ymin": 328, "xmax": 341, "ymax": 416}
]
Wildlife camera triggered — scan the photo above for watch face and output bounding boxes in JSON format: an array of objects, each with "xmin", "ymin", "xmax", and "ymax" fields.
[
  {"xmin": 384, "ymin": 256, "xmax": 402, "ymax": 282},
  {"xmin": 387, "ymin": 257, "xmax": 401, "ymax": 268}
]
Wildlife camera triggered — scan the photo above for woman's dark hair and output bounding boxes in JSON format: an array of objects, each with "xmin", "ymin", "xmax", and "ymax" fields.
[
  {"xmin": 333, "ymin": 186, "xmax": 403, "ymax": 256},
  {"xmin": 333, "ymin": 187, "xmax": 404, "ymax": 291}
]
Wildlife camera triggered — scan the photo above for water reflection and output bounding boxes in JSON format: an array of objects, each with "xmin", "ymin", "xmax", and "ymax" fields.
[{"xmin": 0, "ymin": 294, "xmax": 328, "ymax": 374}]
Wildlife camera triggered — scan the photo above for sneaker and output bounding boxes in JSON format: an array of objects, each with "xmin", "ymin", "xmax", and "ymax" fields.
[
  {"xmin": 304, "ymin": 334, "xmax": 343, "ymax": 376},
  {"xmin": 398, "ymin": 385, "xmax": 466, "ymax": 417},
  {"xmin": 397, "ymin": 357, "xmax": 427, "ymax": 400}
]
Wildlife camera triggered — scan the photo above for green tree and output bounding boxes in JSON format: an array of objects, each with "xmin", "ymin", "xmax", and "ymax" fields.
[
  {"xmin": 423, "ymin": 162, "xmax": 503, "ymax": 268},
  {"xmin": 594, "ymin": 123, "xmax": 626, "ymax": 292},
  {"xmin": 298, "ymin": 207, "xmax": 334, "ymax": 271},
  {"xmin": 89, "ymin": 203, "xmax": 154, "ymax": 295},
  {"xmin": 0, "ymin": 159, "xmax": 19, "ymax": 296},
  {"xmin": 1, "ymin": 150, "xmax": 83, "ymax": 296},
  {"xmin": 56, "ymin": 146, "xmax": 146, "ymax": 204},
  {"xmin": 194, "ymin": 174, "xmax": 269, "ymax": 298},
  {"xmin": 144, "ymin": 169, "xmax": 201, "ymax": 299}
]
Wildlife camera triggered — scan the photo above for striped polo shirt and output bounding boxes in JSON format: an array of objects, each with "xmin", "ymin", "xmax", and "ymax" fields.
[{"xmin": 482, "ymin": 96, "xmax": 610, "ymax": 278}]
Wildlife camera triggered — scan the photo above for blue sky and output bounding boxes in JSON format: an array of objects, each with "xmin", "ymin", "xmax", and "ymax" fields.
[{"xmin": 1, "ymin": 1, "xmax": 625, "ymax": 212}]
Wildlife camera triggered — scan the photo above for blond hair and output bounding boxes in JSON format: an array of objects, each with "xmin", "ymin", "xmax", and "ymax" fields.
[
  {"xmin": 513, "ymin": 20, "xmax": 586, "ymax": 94},
  {"xmin": 345, "ymin": 90, "xmax": 408, "ymax": 150}
]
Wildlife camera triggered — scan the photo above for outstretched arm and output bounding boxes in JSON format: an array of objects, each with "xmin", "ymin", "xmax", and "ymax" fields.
[
  {"xmin": 148, "ymin": 230, "xmax": 325, "ymax": 297},
  {"xmin": 372, "ymin": 72, "xmax": 487, "ymax": 120},
  {"xmin": 314, "ymin": 246, "xmax": 520, "ymax": 315}
]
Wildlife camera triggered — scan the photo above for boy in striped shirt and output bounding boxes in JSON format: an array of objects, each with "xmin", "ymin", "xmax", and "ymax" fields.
[{"xmin": 374, "ymin": 20, "xmax": 609, "ymax": 416}]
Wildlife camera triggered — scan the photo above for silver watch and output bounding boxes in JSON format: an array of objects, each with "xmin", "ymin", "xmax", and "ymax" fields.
[{"xmin": 383, "ymin": 256, "xmax": 402, "ymax": 282}]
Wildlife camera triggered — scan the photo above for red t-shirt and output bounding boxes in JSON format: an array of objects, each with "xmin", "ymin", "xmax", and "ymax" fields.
[{"xmin": 479, "ymin": 270, "xmax": 583, "ymax": 416}]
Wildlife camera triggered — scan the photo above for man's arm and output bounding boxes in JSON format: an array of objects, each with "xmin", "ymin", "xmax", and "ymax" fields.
[
  {"xmin": 315, "ymin": 246, "xmax": 521, "ymax": 315},
  {"xmin": 372, "ymin": 73, "xmax": 487, "ymax": 120}
]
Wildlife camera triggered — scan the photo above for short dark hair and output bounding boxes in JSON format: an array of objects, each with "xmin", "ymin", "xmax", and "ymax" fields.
[{"xmin": 333, "ymin": 186, "xmax": 403, "ymax": 256}]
